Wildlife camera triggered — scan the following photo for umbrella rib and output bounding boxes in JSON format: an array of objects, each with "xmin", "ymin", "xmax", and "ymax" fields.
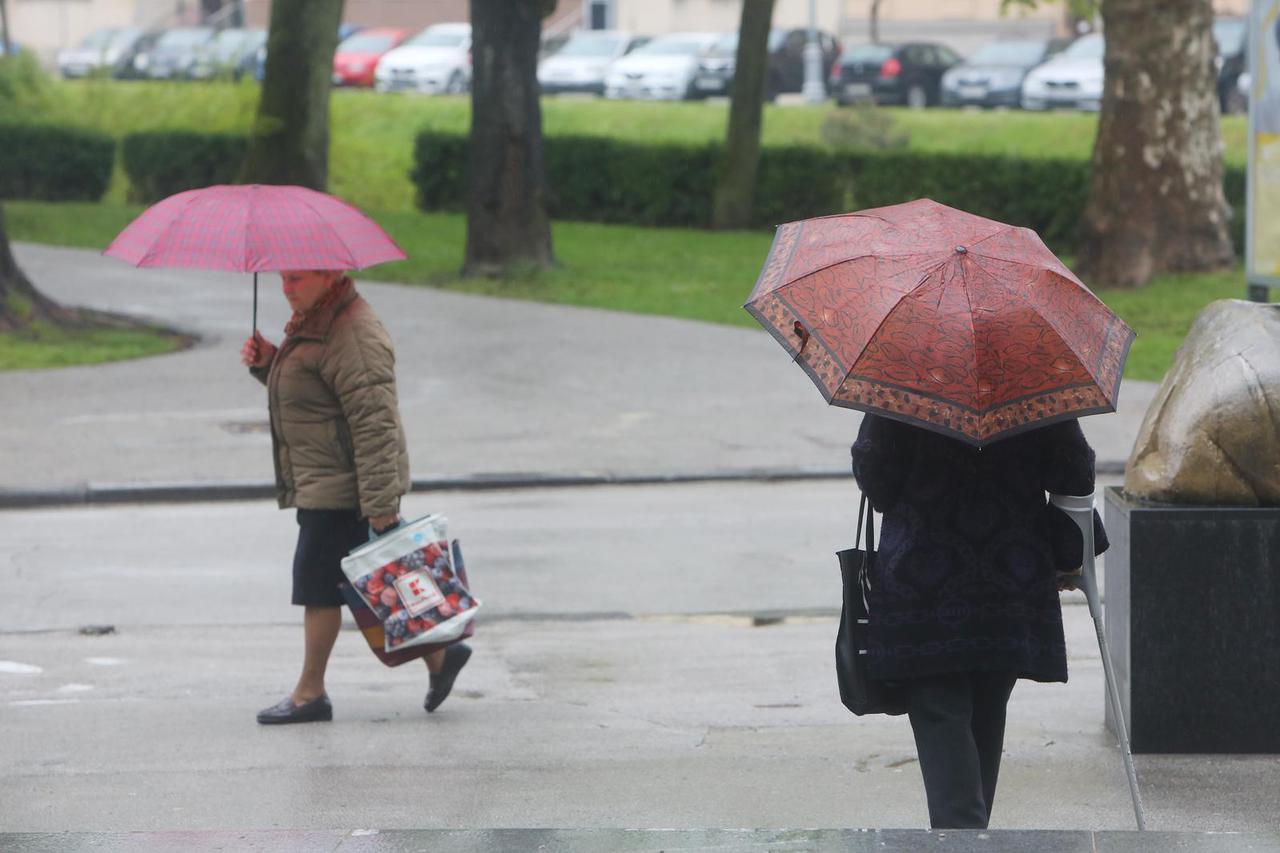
[
  {"xmin": 957, "ymin": 259, "xmax": 983, "ymax": 412},
  {"xmin": 968, "ymin": 254, "xmax": 1111, "ymax": 392},
  {"xmin": 136, "ymin": 190, "xmax": 200, "ymax": 267},
  {"xmin": 765, "ymin": 251, "xmax": 937, "ymax": 300},
  {"xmin": 837, "ymin": 256, "xmax": 949, "ymax": 391},
  {"xmin": 294, "ymin": 190, "xmax": 361, "ymax": 270}
]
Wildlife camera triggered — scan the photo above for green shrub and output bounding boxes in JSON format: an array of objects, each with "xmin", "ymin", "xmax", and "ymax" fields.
[
  {"xmin": 0, "ymin": 123, "xmax": 114, "ymax": 201},
  {"xmin": 417, "ymin": 128, "xmax": 1246, "ymax": 254},
  {"xmin": 412, "ymin": 131, "xmax": 845, "ymax": 228},
  {"xmin": 121, "ymin": 130, "xmax": 248, "ymax": 203},
  {"xmin": 0, "ymin": 52, "xmax": 51, "ymax": 112}
]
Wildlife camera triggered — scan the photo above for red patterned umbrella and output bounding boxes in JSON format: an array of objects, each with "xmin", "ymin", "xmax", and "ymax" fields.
[
  {"xmin": 745, "ymin": 198, "xmax": 1134, "ymax": 446},
  {"xmin": 104, "ymin": 184, "xmax": 406, "ymax": 331}
]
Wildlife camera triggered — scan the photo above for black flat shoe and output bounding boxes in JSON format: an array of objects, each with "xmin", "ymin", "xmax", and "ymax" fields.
[
  {"xmin": 425, "ymin": 643, "xmax": 472, "ymax": 713},
  {"xmin": 257, "ymin": 694, "xmax": 333, "ymax": 725}
]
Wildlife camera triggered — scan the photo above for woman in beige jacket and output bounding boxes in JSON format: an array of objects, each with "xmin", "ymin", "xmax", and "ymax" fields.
[{"xmin": 241, "ymin": 270, "xmax": 471, "ymax": 724}]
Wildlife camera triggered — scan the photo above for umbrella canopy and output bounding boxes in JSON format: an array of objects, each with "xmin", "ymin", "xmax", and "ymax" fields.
[
  {"xmin": 103, "ymin": 184, "xmax": 406, "ymax": 272},
  {"xmin": 745, "ymin": 199, "xmax": 1134, "ymax": 446}
]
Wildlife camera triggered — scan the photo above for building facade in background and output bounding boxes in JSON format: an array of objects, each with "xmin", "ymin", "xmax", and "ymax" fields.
[{"xmin": 8, "ymin": 0, "xmax": 1251, "ymax": 67}]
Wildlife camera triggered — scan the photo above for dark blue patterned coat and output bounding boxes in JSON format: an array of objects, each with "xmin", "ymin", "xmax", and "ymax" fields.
[{"xmin": 850, "ymin": 414, "xmax": 1108, "ymax": 684}]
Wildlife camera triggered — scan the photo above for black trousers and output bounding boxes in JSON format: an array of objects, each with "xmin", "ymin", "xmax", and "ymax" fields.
[{"xmin": 903, "ymin": 670, "xmax": 1019, "ymax": 829}]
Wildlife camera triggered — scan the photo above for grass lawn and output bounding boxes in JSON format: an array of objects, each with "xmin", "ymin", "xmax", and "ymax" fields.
[
  {"xmin": 0, "ymin": 321, "xmax": 187, "ymax": 370},
  {"xmin": 6, "ymin": 200, "xmax": 1250, "ymax": 381},
  {"xmin": 26, "ymin": 80, "xmax": 1248, "ymax": 215}
]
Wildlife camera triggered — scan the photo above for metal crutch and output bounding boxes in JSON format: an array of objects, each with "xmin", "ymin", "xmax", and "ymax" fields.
[{"xmin": 1049, "ymin": 492, "xmax": 1147, "ymax": 831}]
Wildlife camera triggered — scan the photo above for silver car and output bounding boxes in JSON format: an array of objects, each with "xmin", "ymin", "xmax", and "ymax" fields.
[{"xmin": 539, "ymin": 30, "xmax": 647, "ymax": 95}]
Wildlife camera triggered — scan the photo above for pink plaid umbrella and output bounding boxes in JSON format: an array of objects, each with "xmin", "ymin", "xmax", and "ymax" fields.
[{"xmin": 104, "ymin": 184, "xmax": 406, "ymax": 332}]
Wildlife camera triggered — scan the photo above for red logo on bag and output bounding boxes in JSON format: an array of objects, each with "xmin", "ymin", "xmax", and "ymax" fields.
[{"xmin": 393, "ymin": 570, "xmax": 445, "ymax": 616}]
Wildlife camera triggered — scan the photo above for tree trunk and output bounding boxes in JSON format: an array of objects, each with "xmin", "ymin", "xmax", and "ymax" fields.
[
  {"xmin": 870, "ymin": 0, "xmax": 883, "ymax": 44},
  {"xmin": 711, "ymin": 0, "xmax": 776, "ymax": 230},
  {"xmin": 463, "ymin": 0, "xmax": 555, "ymax": 277},
  {"xmin": 0, "ymin": 206, "xmax": 76, "ymax": 332},
  {"xmin": 1077, "ymin": 0, "xmax": 1233, "ymax": 288},
  {"xmin": 0, "ymin": 0, "xmax": 12, "ymax": 57},
  {"xmin": 237, "ymin": 0, "xmax": 344, "ymax": 191}
]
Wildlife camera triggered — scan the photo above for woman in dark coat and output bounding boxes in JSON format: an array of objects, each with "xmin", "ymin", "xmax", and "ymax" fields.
[{"xmin": 851, "ymin": 412, "xmax": 1107, "ymax": 829}]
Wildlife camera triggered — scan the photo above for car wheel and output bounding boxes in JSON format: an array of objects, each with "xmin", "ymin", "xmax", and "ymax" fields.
[
  {"xmin": 906, "ymin": 84, "xmax": 928, "ymax": 109},
  {"xmin": 446, "ymin": 70, "xmax": 466, "ymax": 95}
]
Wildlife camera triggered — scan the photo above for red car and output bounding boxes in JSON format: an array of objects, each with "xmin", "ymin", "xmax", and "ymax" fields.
[{"xmin": 333, "ymin": 27, "xmax": 409, "ymax": 87}]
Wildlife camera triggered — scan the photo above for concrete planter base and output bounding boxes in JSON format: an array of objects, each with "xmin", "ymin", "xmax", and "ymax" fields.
[{"xmin": 1103, "ymin": 486, "xmax": 1280, "ymax": 753}]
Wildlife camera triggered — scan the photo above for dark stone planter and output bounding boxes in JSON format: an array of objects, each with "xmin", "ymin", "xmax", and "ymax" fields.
[{"xmin": 1103, "ymin": 486, "xmax": 1280, "ymax": 753}]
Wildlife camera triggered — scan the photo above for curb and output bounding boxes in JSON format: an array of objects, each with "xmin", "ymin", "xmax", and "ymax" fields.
[{"xmin": 0, "ymin": 460, "xmax": 1127, "ymax": 510}]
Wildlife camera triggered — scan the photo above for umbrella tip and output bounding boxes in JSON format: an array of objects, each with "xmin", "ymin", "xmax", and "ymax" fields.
[{"xmin": 955, "ymin": 245, "xmax": 968, "ymax": 254}]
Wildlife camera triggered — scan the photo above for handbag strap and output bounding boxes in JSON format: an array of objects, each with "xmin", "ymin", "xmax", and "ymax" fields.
[{"xmin": 856, "ymin": 495, "xmax": 877, "ymax": 606}]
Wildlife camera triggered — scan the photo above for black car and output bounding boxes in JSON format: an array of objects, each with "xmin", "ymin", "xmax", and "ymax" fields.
[
  {"xmin": 691, "ymin": 28, "xmax": 841, "ymax": 100},
  {"xmin": 940, "ymin": 38, "xmax": 1068, "ymax": 108},
  {"xmin": 831, "ymin": 41, "xmax": 963, "ymax": 108},
  {"xmin": 188, "ymin": 28, "xmax": 266, "ymax": 80},
  {"xmin": 1214, "ymin": 16, "xmax": 1247, "ymax": 114},
  {"xmin": 131, "ymin": 27, "xmax": 216, "ymax": 79}
]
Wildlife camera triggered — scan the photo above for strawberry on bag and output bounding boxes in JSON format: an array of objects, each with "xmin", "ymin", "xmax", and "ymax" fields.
[{"xmin": 341, "ymin": 514, "xmax": 481, "ymax": 651}]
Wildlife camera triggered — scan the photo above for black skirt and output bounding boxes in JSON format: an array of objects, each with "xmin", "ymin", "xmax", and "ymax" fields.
[{"xmin": 292, "ymin": 508, "xmax": 368, "ymax": 607}]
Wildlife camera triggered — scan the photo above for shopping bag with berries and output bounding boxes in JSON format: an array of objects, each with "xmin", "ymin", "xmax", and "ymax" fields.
[
  {"xmin": 340, "ymin": 514, "xmax": 482, "ymax": 652},
  {"xmin": 339, "ymin": 539, "xmax": 476, "ymax": 667}
]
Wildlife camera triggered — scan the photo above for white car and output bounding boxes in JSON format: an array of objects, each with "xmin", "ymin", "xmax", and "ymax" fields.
[
  {"xmin": 539, "ymin": 30, "xmax": 647, "ymax": 95},
  {"xmin": 375, "ymin": 23, "xmax": 471, "ymax": 95},
  {"xmin": 604, "ymin": 32, "xmax": 721, "ymax": 100},
  {"xmin": 1020, "ymin": 33, "xmax": 1104, "ymax": 111},
  {"xmin": 57, "ymin": 27, "xmax": 144, "ymax": 78}
]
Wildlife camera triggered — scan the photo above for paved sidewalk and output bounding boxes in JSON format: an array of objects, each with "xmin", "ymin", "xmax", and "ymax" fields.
[
  {"xmin": 3, "ymin": 829, "xmax": 1278, "ymax": 852},
  {"xmin": 2, "ymin": 244, "xmax": 1155, "ymax": 499}
]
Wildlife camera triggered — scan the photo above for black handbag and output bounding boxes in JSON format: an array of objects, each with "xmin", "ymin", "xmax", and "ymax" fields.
[{"xmin": 835, "ymin": 495, "xmax": 908, "ymax": 716}]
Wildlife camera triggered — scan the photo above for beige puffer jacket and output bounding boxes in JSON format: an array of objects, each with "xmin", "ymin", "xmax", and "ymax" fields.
[{"xmin": 251, "ymin": 278, "xmax": 410, "ymax": 518}]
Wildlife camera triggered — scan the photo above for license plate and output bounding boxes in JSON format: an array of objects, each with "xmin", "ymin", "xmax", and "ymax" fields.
[
  {"xmin": 844, "ymin": 82, "xmax": 871, "ymax": 97},
  {"xmin": 959, "ymin": 85, "xmax": 986, "ymax": 99},
  {"xmin": 695, "ymin": 77, "xmax": 721, "ymax": 90}
]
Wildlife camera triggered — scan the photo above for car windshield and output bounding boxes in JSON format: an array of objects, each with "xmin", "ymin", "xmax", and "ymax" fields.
[
  {"xmin": 1213, "ymin": 19, "xmax": 1246, "ymax": 56},
  {"xmin": 211, "ymin": 30, "xmax": 255, "ymax": 58},
  {"xmin": 340, "ymin": 32, "xmax": 399, "ymax": 53},
  {"xmin": 556, "ymin": 32, "xmax": 626, "ymax": 57},
  {"xmin": 633, "ymin": 36, "xmax": 710, "ymax": 56},
  {"xmin": 406, "ymin": 29, "xmax": 467, "ymax": 48},
  {"xmin": 158, "ymin": 29, "xmax": 212, "ymax": 48},
  {"xmin": 707, "ymin": 33, "xmax": 737, "ymax": 57},
  {"xmin": 967, "ymin": 40, "xmax": 1045, "ymax": 65},
  {"xmin": 842, "ymin": 44, "xmax": 894, "ymax": 63},
  {"xmin": 107, "ymin": 28, "xmax": 142, "ymax": 49},
  {"xmin": 80, "ymin": 29, "xmax": 116, "ymax": 49},
  {"xmin": 1061, "ymin": 34, "xmax": 1103, "ymax": 60}
]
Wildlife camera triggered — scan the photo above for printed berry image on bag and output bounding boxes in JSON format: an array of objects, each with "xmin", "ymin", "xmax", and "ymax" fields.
[{"xmin": 341, "ymin": 514, "xmax": 481, "ymax": 651}]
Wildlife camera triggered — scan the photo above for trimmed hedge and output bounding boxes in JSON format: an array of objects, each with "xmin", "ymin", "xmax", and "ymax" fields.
[
  {"xmin": 412, "ymin": 131, "xmax": 847, "ymax": 228},
  {"xmin": 121, "ymin": 131, "xmax": 248, "ymax": 203},
  {"xmin": 412, "ymin": 129, "xmax": 1247, "ymax": 255},
  {"xmin": 0, "ymin": 123, "xmax": 114, "ymax": 202}
]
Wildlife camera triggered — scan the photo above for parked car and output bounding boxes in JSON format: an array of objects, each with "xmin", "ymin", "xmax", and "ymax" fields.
[
  {"xmin": 112, "ymin": 30, "xmax": 163, "ymax": 80},
  {"xmin": 333, "ymin": 27, "xmax": 408, "ymax": 87},
  {"xmin": 539, "ymin": 30, "xmax": 646, "ymax": 95},
  {"xmin": 941, "ymin": 37, "xmax": 1068, "ymax": 108},
  {"xmin": 691, "ymin": 27, "xmax": 841, "ymax": 100},
  {"xmin": 1214, "ymin": 16, "xmax": 1248, "ymax": 114},
  {"xmin": 831, "ymin": 41, "xmax": 963, "ymax": 107},
  {"xmin": 1020, "ymin": 32, "xmax": 1103, "ymax": 111},
  {"xmin": 604, "ymin": 32, "xmax": 721, "ymax": 100},
  {"xmin": 188, "ymin": 28, "xmax": 265, "ymax": 80},
  {"xmin": 131, "ymin": 27, "xmax": 215, "ymax": 79},
  {"xmin": 57, "ymin": 27, "xmax": 145, "ymax": 78},
  {"xmin": 374, "ymin": 23, "xmax": 472, "ymax": 94}
]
